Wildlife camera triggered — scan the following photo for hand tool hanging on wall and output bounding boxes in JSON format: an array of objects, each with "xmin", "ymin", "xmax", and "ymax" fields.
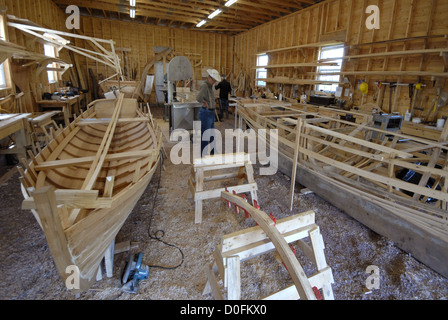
[
  {"xmin": 373, "ymin": 81, "xmax": 380, "ymax": 102},
  {"xmin": 410, "ymin": 83, "xmax": 423, "ymax": 117},
  {"xmin": 409, "ymin": 83, "xmax": 415, "ymax": 107},
  {"xmin": 388, "ymin": 82, "xmax": 397, "ymax": 113}
]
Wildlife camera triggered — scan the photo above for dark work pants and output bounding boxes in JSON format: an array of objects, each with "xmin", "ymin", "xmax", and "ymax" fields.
[{"xmin": 198, "ymin": 107, "xmax": 215, "ymax": 156}]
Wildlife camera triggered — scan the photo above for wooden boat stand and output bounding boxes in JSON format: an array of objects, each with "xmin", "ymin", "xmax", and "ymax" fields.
[
  {"xmin": 188, "ymin": 153, "xmax": 258, "ymax": 224},
  {"xmin": 95, "ymin": 239, "xmax": 139, "ymax": 281},
  {"xmin": 202, "ymin": 191, "xmax": 334, "ymax": 300}
]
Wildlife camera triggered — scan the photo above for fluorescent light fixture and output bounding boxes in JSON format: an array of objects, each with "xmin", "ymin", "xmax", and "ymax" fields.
[
  {"xmin": 130, "ymin": 8, "xmax": 136, "ymax": 18},
  {"xmin": 225, "ymin": 0, "xmax": 238, "ymax": 7},
  {"xmin": 130, "ymin": 0, "xmax": 136, "ymax": 6},
  {"xmin": 196, "ymin": 20, "xmax": 207, "ymax": 27},
  {"xmin": 208, "ymin": 9, "xmax": 222, "ymax": 19}
]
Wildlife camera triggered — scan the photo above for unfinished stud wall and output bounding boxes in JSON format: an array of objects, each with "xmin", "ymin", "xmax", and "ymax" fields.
[
  {"xmin": 1, "ymin": 1, "xmax": 234, "ymax": 111},
  {"xmin": 1, "ymin": 0, "xmax": 70, "ymax": 113},
  {"xmin": 233, "ymin": 0, "xmax": 448, "ymax": 122}
]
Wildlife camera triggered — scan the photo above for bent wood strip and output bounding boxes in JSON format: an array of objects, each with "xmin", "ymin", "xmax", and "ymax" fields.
[
  {"xmin": 221, "ymin": 191, "xmax": 316, "ymax": 300},
  {"xmin": 34, "ymin": 150, "xmax": 157, "ymax": 171},
  {"xmin": 82, "ymin": 94, "xmax": 125, "ymax": 191},
  {"xmin": 35, "ymin": 127, "xmax": 81, "ymax": 188},
  {"xmin": 76, "ymin": 118, "xmax": 150, "ymax": 126}
]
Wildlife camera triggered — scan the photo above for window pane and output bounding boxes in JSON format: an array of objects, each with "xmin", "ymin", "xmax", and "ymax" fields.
[
  {"xmin": 44, "ymin": 44, "xmax": 56, "ymax": 58},
  {"xmin": 44, "ymin": 44, "xmax": 57, "ymax": 83},
  {"xmin": 256, "ymin": 54, "xmax": 268, "ymax": 87},
  {"xmin": 0, "ymin": 63, "xmax": 6, "ymax": 87},
  {"xmin": 317, "ymin": 45, "xmax": 343, "ymax": 93},
  {"xmin": 47, "ymin": 70, "xmax": 55, "ymax": 83},
  {"xmin": 257, "ymin": 54, "xmax": 268, "ymax": 66}
]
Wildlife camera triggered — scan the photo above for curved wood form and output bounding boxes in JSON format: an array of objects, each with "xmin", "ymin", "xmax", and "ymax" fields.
[
  {"xmin": 18, "ymin": 95, "xmax": 162, "ymax": 291},
  {"xmin": 236, "ymin": 99, "xmax": 448, "ymax": 279},
  {"xmin": 221, "ymin": 191, "xmax": 316, "ymax": 300}
]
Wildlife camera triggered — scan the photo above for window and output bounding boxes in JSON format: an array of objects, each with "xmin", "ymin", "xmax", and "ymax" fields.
[
  {"xmin": 0, "ymin": 63, "xmax": 6, "ymax": 88},
  {"xmin": 44, "ymin": 44, "xmax": 58, "ymax": 83},
  {"xmin": 256, "ymin": 54, "xmax": 268, "ymax": 87},
  {"xmin": 0, "ymin": 15, "xmax": 8, "ymax": 89},
  {"xmin": 316, "ymin": 44, "xmax": 344, "ymax": 93}
]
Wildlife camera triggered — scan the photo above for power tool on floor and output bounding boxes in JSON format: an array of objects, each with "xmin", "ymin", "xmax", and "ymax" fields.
[{"xmin": 121, "ymin": 252, "xmax": 149, "ymax": 294}]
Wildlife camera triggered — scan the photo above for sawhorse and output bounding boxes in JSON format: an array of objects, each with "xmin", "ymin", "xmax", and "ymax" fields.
[
  {"xmin": 202, "ymin": 199, "xmax": 334, "ymax": 300},
  {"xmin": 188, "ymin": 153, "xmax": 258, "ymax": 224}
]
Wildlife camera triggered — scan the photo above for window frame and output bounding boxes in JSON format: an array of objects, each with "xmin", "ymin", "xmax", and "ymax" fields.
[
  {"xmin": 0, "ymin": 63, "xmax": 6, "ymax": 88},
  {"xmin": 316, "ymin": 44, "xmax": 344, "ymax": 93},
  {"xmin": 44, "ymin": 43, "xmax": 59, "ymax": 84},
  {"xmin": 0, "ymin": 14, "xmax": 11, "ymax": 90},
  {"xmin": 256, "ymin": 53, "xmax": 269, "ymax": 87}
]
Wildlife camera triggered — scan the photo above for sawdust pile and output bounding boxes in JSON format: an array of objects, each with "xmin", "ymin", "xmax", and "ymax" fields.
[{"xmin": 0, "ymin": 109, "xmax": 447, "ymax": 300}]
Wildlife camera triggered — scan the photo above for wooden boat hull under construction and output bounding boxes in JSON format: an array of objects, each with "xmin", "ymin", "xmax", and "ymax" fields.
[
  {"xmin": 237, "ymin": 99, "xmax": 448, "ymax": 279},
  {"xmin": 18, "ymin": 95, "xmax": 162, "ymax": 291}
]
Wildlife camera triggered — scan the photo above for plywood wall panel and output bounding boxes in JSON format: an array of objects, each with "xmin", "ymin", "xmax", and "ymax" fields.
[
  {"xmin": 233, "ymin": 0, "xmax": 448, "ymax": 121},
  {"xmin": 77, "ymin": 16, "xmax": 232, "ymax": 88},
  {"xmin": 0, "ymin": 0, "xmax": 69, "ymax": 112}
]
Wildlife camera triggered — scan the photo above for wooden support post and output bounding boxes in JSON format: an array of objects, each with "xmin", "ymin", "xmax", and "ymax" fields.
[
  {"xmin": 203, "ymin": 263, "xmax": 224, "ymax": 300},
  {"xmin": 226, "ymin": 256, "xmax": 241, "ymax": 300},
  {"xmin": 194, "ymin": 168, "xmax": 204, "ymax": 224},
  {"xmin": 104, "ymin": 239, "xmax": 115, "ymax": 278},
  {"xmin": 32, "ymin": 186, "xmax": 74, "ymax": 286},
  {"xmin": 309, "ymin": 227, "xmax": 334, "ymax": 300},
  {"xmin": 290, "ymin": 118, "xmax": 303, "ymax": 211}
]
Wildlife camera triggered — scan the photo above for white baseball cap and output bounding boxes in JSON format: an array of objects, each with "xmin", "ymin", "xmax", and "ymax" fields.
[{"xmin": 207, "ymin": 69, "xmax": 221, "ymax": 82}]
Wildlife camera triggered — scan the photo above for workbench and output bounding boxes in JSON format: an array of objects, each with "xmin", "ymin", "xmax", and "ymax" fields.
[
  {"xmin": 28, "ymin": 111, "xmax": 62, "ymax": 147},
  {"xmin": 0, "ymin": 113, "xmax": 32, "ymax": 160},
  {"xmin": 36, "ymin": 94, "xmax": 86, "ymax": 127}
]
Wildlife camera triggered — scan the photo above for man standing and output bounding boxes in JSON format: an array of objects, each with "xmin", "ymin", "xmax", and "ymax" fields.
[
  {"xmin": 215, "ymin": 74, "xmax": 232, "ymax": 120},
  {"xmin": 196, "ymin": 69, "xmax": 221, "ymax": 156}
]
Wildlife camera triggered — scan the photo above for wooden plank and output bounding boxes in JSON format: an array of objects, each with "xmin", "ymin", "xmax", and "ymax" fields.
[
  {"xmin": 203, "ymin": 263, "xmax": 224, "ymax": 300},
  {"xmin": 34, "ymin": 150, "xmax": 157, "ymax": 171},
  {"xmin": 81, "ymin": 94, "xmax": 125, "ymax": 190},
  {"xmin": 31, "ymin": 186, "xmax": 75, "ymax": 288},
  {"xmin": 299, "ymin": 147, "xmax": 448, "ymax": 202},
  {"xmin": 22, "ymin": 189, "xmax": 113, "ymax": 210},
  {"xmin": 304, "ymin": 123, "xmax": 413, "ymax": 159},
  {"xmin": 262, "ymin": 267, "xmax": 334, "ymax": 300},
  {"xmin": 76, "ymin": 117, "xmax": 150, "ymax": 126},
  {"xmin": 226, "ymin": 256, "xmax": 240, "ymax": 300},
  {"xmin": 193, "ymin": 153, "xmax": 250, "ymax": 167},
  {"xmin": 259, "ymin": 40, "xmax": 343, "ymax": 54},
  {"xmin": 222, "ymin": 210, "xmax": 315, "ymax": 253},
  {"xmin": 193, "ymin": 183, "xmax": 257, "ymax": 201},
  {"xmin": 289, "ymin": 118, "xmax": 303, "ymax": 211}
]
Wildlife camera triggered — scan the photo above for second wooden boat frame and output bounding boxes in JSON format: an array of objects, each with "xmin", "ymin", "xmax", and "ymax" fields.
[{"xmin": 236, "ymin": 99, "xmax": 448, "ymax": 278}]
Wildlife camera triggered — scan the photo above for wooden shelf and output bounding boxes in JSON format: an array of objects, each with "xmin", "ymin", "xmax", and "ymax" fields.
[
  {"xmin": 318, "ymin": 48, "xmax": 448, "ymax": 62},
  {"xmin": 254, "ymin": 62, "xmax": 338, "ymax": 69},
  {"xmin": 258, "ymin": 77, "xmax": 341, "ymax": 85},
  {"xmin": 257, "ymin": 41, "xmax": 344, "ymax": 55},
  {"xmin": 310, "ymin": 70, "xmax": 448, "ymax": 78}
]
